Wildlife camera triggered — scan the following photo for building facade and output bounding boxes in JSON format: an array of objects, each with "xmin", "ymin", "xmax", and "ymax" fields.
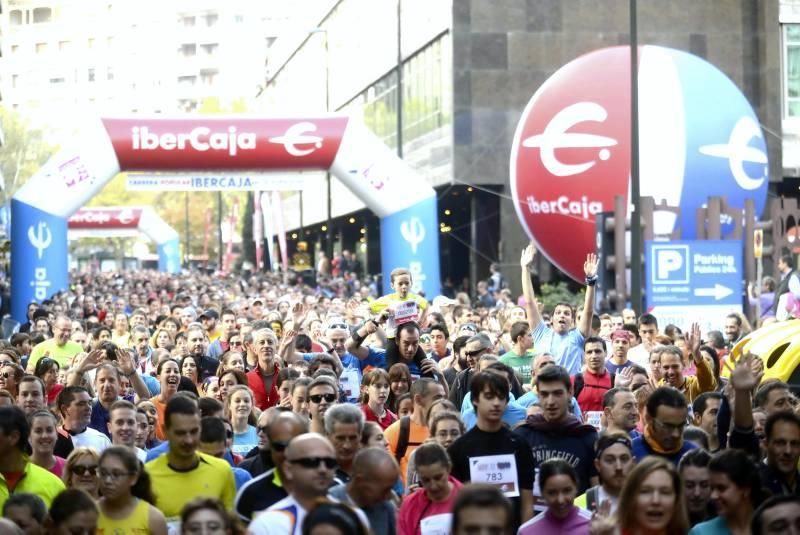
[{"xmin": 263, "ymin": 0, "xmax": 792, "ymax": 295}]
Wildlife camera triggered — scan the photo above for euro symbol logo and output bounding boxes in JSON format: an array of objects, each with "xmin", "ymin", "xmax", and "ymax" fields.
[
  {"xmin": 28, "ymin": 222, "xmax": 52, "ymax": 260},
  {"xmin": 400, "ymin": 218, "xmax": 425, "ymax": 254},
  {"xmin": 268, "ymin": 122, "xmax": 323, "ymax": 157},
  {"xmin": 522, "ymin": 102, "xmax": 617, "ymax": 177},
  {"xmin": 698, "ymin": 116, "xmax": 767, "ymax": 191}
]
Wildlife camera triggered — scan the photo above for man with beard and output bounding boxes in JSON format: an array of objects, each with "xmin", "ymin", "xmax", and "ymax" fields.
[
  {"xmin": 439, "ymin": 335, "xmax": 470, "ymax": 388},
  {"xmin": 573, "ymin": 336, "xmax": 614, "ymax": 413},
  {"xmin": 145, "ymin": 396, "xmax": 235, "ymax": 522},
  {"xmin": 574, "ymin": 432, "xmax": 633, "ymax": 514},
  {"xmin": 604, "ymin": 330, "xmax": 634, "ymax": 376},
  {"xmin": 185, "ymin": 326, "xmax": 218, "ymax": 380},
  {"xmin": 513, "ymin": 365, "xmax": 597, "ymax": 509},
  {"xmin": 658, "ymin": 324, "xmax": 715, "ymax": 404},
  {"xmin": 246, "ymin": 329, "xmax": 282, "ymax": 410},
  {"xmin": 631, "ymin": 386, "xmax": 696, "ymax": 464},
  {"xmin": 447, "ymin": 334, "xmax": 492, "ymax": 408},
  {"xmin": 234, "ymin": 411, "xmax": 308, "ymax": 521},
  {"xmin": 521, "ymin": 245, "xmax": 597, "ymax": 376}
]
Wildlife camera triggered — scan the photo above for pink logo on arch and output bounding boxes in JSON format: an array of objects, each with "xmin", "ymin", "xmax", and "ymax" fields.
[{"xmin": 511, "ymin": 47, "xmax": 633, "ymax": 282}]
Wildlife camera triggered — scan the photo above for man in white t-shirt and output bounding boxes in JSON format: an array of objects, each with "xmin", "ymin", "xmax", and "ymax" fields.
[
  {"xmin": 55, "ymin": 386, "xmax": 110, "ymax": 456},
  {"xmin": 626, "ymin": 313, "xmax": 659, "ymax": 368}
]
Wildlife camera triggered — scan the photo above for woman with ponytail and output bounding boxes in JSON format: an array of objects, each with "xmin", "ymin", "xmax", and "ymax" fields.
[{"xmin": 97, "ymin": 446, "xmax": 168, "ymax": 535}]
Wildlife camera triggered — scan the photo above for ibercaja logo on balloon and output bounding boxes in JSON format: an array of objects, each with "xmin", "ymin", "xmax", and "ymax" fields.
[{"xmin": 510, "ymin": 45, "xmax": 769, "ymax": 282}]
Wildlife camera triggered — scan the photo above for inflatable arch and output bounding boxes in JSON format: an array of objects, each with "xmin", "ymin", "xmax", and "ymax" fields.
[
  {"xmin": 11, "ymin": 116, "xmax": 441, "ymax": 322},
  {"xmin": 67, "ymin": 206, "xmax": 181, "ymax": 273}
]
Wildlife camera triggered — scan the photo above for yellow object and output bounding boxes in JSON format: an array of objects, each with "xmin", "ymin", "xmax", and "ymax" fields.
[{"xmin": 721, "ymin": 320, "xmax": 800, "ymax": 384}]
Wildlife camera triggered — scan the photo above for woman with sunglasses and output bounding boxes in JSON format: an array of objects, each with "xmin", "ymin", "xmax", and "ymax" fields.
[
  {"xmin": 97, "ymin": 446, "xmax": 167, "ymax": 535},
  {"xmin": 0, "ymin": 362, "xmax": 24, "ymax": 398},
  {"xmin": 34, "ymin": 357, "xmax": 63, "ymax": 407},
  {"xmin": 224, "ymin": 385, "xmax": 259, "ymax": 456},
  {"xmin": 63, "ymin": 447, "xmax": 101, "ymax": 499},
  {"xmin": 29, "ymin": 409, "xmax": 66, "ymax": 477}
]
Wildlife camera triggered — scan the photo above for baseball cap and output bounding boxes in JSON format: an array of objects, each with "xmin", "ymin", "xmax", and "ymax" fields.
[
  {"xmin": 432, "ymin": 296, "xmax": 459, "ymax": 308},
  {"xmin": 251, "ymin": 297, "xmax": 264, "ymax": 306},
  {"xmin": 199, "ymin": 309, "xmax": 219, "ymax": 320}
]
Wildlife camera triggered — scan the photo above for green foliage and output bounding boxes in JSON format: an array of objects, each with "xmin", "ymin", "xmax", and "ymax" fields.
[
  {"xmin": 0, "ymin": 107, "xmax": 56, "ymax": 199},
  {"xmin": 538, "ymin": 282, "xmax": 583, "ymax": 312}
]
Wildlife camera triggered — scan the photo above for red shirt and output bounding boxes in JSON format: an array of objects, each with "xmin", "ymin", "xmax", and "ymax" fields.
[
  {"xmin": 360, "ymin": 404, "xmax": 397, "ymax": 430},
  {"xmin": 247, "ymin": 364, "xmax": 281, "ymax": 410}
]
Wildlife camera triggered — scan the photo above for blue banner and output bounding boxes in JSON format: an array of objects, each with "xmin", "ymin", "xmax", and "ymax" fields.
[
  {"xmin": 157, "ymin": 238, "xmax": 181, "ymax": 273},
  {"xmin": 11, "ymin": 200, "xmax": 69, "ymax": 322},
  {"xmin": 380, "ymin": 195, "xmax": 441, "ymax": 298}
]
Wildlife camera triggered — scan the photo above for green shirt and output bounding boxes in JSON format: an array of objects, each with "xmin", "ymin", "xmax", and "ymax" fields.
[
  {"xmin": 499, "ymin": 349, "xmax": 535, "ymax": 383},
  {"xmin": 27, "ymin": 339, "xmax": 84, "ymax": 371}
]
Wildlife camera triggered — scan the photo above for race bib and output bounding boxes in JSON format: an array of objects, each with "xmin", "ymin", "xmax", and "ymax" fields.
[
  {"xmin": 392, "ymin": 300, "xmax": 419, "ymax": 325},
  {"xmin": 420, "ymin": 513, "xmax": 452, "ymax": 535},
  {"xmin": 339, "ymin": 367, "xmax": 361, "ymax": 401},
  {"xmin": 586, "ymin": 411, "xmax": 603, "ymax": 431},
  {"xmin": 469, "ymin": 454, "xmax": 519, "ymax": 497}
]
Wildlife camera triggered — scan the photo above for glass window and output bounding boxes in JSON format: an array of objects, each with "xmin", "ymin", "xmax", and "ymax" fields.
[
  {"xmin": 32, "ymin": 7, "xmax": 52, "ymax": 23},
  {"xmin": 401, "ymin": 35, "xmax": 451, "ymax": 146},
  {"xmin": 785, "ymin": 24, "xmax": 800, "ymax": 117}
]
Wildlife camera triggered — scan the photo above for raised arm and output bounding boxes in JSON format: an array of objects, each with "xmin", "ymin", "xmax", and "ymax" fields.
[
  {"xmin": 578, "ymin": 253, "xmax": 598, "ymax": 338},
  {"xmin": 345, "ymin": 316, "xmax": 381, "ymax": 360},
  {"xmin": 520, "ymin": 243, "xmax": 542, "ymax": 332},
  {"xmin": 687, "ymin": 323, "xmax": 715, "ymax": 392}
]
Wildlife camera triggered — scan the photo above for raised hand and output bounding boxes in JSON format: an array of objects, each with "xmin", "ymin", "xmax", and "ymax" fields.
[
  {"xmin": 615, "ymin": 366, "xmax": 634, "ymax": 389},
  {"xmin": 584, "ymin": 253, "xmax": 599, "ymax": 279},
  {"xmin": 75, "ymin": 349, "xmax": 105, "ymax": 374},
  {"xmin": 686, "ymin": 322, "xmax": 701, "ymax": 360},
  {"xmin": 590, "ymin": 499, "xmax": 615, "ymax": 535},
  {"xmin": 520, "ymin": 243, "xmax": 536, "ymax": 269},
  {"xmin": 291, "ymin": 302, "xmax": 308, "ymax": 326},
  {"xmin": 724, "ymin": 352, "xmax": 763, "ymax": 392},
  {"xmin": 115, "ymin": 349, "xmax": 136, "ymax": 377}
]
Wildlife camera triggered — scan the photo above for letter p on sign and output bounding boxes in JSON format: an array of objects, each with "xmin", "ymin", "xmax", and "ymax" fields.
[{"xmin": 652, "ymin": 245, "xmax": 689, "ymax": 284}]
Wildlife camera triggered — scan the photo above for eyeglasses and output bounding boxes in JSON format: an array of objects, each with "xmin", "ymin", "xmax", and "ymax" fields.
[
  {"xmin": 257, "ymin": 425, "xmax": 269, "ymax": 435},
  {"xmin": 72, "ymin": 464, "xmax": 98, "ymax": 477},
  {"xmin": 289, "ymin": 457, "xmax": 337, "ymax": 470},
  {"xmin": 1, "ymin": 372, "xmax": 13, "ymax": 379},
  {"xmin": 327, "ymin": 323, "xmax": 348, "ymax": 331},
  {"xmin": 652, "ymin": 418, "xmax": 686, "ymax": 434},
  {"xmin": 309, "ymin": 393, "xmax": 337, "ymax": 404},
  {"xmin": 465, "ymin": 348, "xmax": 488, "ymax": 358},
  {"xmin": 270, "ymin": 440, "xmax": 290, "ymax": 452},
  {"xmin": 99, "ymin": 469, "xmax": 133, "ymax": 481},
  {"xmin": 230, "ymin": 341, "xmax": 243, "ymax": 347}
]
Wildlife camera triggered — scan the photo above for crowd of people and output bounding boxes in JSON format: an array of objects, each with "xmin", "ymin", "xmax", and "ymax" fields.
[{"xmin": 0, "ymin": 246, "xmax": 798, "ymax": 535}]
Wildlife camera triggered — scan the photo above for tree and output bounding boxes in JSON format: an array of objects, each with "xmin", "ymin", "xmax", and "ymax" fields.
[
  {"xmin": 240, "ymin": 192, "xmax": 255, "ymax": 269},
  {"xmin": 0, "ymin": 107, "xmax": 56, "ymax": 201}
]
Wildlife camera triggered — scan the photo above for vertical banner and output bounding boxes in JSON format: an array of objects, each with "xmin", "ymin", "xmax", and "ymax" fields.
[
  {"xmin": 11, "ymin": 201, "xmax": 69, "ymax": 318},
  {"xmin": 271, "ymin": 191, "xmax": 289, "ymax": 271},
  {"xmin": 253, "ymin": 192, "xmax": 264, "ymax": 271},
  {"xmin": 380, "ymin": 195, "xmax": 441, "ymax": 296},
  {"xmin": 157, "ymin": 238, "xmax": 181, "ymax": 273}
]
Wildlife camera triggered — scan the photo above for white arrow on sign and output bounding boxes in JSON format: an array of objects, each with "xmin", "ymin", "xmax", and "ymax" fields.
[{"xmin": 693, "ymin": 284, "xmax": 734, "ymax": 301}]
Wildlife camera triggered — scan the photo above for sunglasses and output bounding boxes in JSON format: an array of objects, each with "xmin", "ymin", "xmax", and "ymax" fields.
[
  {"xmin": 327, "ymin": 323, "xmax": 348, "ymax": 331},
  {"xmin": 465, "ymin": 348, "xmax": 488, "ymax": 358},
  {"xmin": 270, "ymin": 440, "xmax": 290, "ymax": 452},
  {"xmin": 72, "ymin": 464, "xmax": 98, "ymax": 477},
  {"xmin": 1, "ymin": 372, "xmax": 13, "ymax": 379},
  {"xmin": 230, "ymin": 341, "xmax": 243, "ymax": 347},
  {"xmin": 309, "ymin": 393, "xmax": 337, "ymax": 404},
  {"xmin": 289, "ymin": 457, "xmax": 337, "ymax": 470}
]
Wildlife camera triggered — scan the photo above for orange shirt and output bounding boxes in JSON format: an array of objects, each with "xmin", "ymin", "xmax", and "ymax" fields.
[{"xmin": 384, "ymin": 418, "xmax": 428, "ymax": 486}]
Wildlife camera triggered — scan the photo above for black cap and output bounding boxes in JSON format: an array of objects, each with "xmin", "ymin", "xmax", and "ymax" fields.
[{"xmin": 199, "ymin": 309, "xmax": 219, "ymax": 320}]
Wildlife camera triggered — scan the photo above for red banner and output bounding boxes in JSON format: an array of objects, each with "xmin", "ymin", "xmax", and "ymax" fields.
[
  {"xmin": 102, "ymin": 117, "xmax": 349, "ymax": 172},
  {"xmin": 68, "ymin": 207, "xmax": 142, "ymax": 229}
]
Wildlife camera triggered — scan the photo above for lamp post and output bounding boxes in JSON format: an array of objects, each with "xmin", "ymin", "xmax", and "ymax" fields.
[
  {"xmin": 629, "ymin": 0, "xmax": 643, "ymax": 313},
  {"xmin": 310, "ymin": 28, "xmax": 333, "ymax": 260}
]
